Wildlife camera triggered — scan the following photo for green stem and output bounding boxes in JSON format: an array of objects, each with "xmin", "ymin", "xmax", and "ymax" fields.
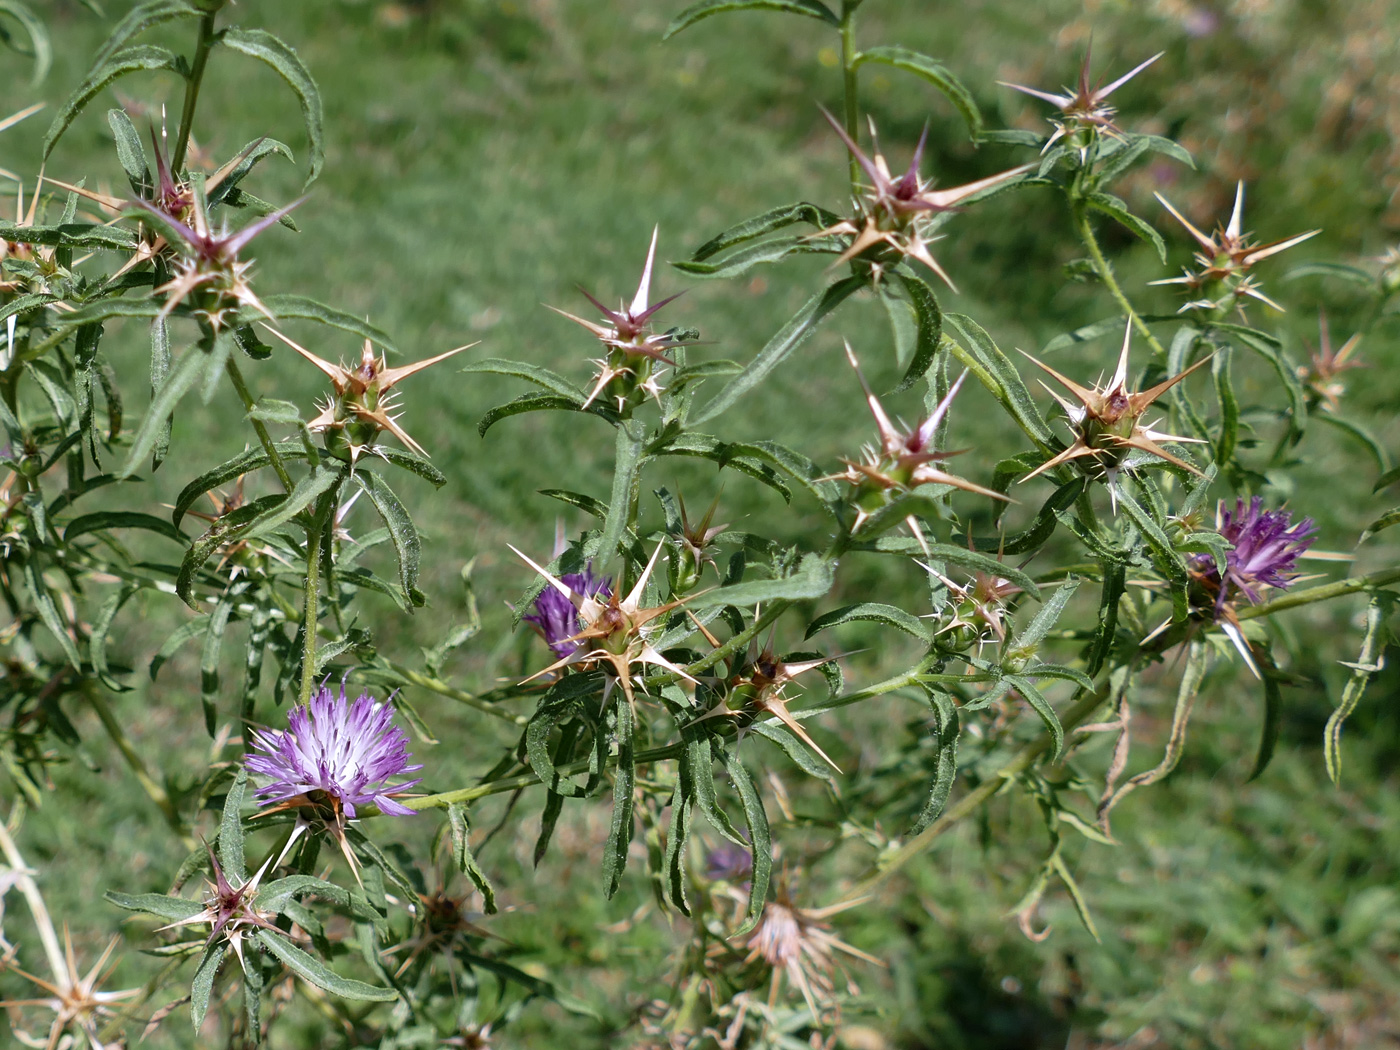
[
  {"xmin": 1236, "ymin": 566, "xmax": 1400, "ymax": 619},
  {"xmin": 298, "ymin": 488, "xmax": 339, "ymax": 706},
  {"xmin": 839, "ymin": 1, "xmax": 862, "ymax": 194},
  {"xmin": 1073, "ymin": 201, "xmax": 1167, "ymax": 357},
  {"xmin": 88, "ymin": 690, "xmax": 194, "ymax": 848},
  {"xmin": 383, "ymin": 662, "xmax": 530, "ymax": 726},
  {"xmin": 171, "ymin": 11, "xmax": 219, "ymax": 174},
  {"xmin": 226, "ymin": 357, "xmax": 294, "ymax": 492}
]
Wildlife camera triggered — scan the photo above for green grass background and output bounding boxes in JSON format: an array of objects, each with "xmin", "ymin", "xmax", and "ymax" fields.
[{"xmin": 3, "ymin": 0, "xmax": 1400, "ymax": 1046}]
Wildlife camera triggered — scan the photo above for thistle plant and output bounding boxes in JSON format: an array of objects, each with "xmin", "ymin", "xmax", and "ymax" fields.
[{"xmin": 0, "ymin": 0, "xmax": 1395, "ymax": 1047}]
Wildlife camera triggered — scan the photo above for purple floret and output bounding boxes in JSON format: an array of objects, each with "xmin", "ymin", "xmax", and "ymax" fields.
[
  {"xmin": 1191, "ymin": 497, "xmax": 1316, "ymax": 615},
  {"xmin": 523, "ymin": 567, "xmax": 611, "ymax": 658},
  {"xmin": 246, "ymin": 682, "xmax": 423, "ymax": 819}
]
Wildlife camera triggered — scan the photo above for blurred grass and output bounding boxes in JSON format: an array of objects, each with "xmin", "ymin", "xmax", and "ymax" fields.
[{"xmin": 3, "ymin": 0, "xmax": 1399, "ymax": 1046}]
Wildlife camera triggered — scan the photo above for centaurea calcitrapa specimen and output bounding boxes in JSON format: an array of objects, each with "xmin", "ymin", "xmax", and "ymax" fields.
[
  {"xmin": 513, "ymin": 541, "xmax": 699, "ymax": 708},
  {"xmin": 689, "ymin": 615, "xmax": 842, "ymax": 772},
  {"xmin": 0, "ymin": 930, "xmax": 138, "ymax": 1050},
  {"xmin": 831, "ymin": 342, "xmax": 1007, "ymax": 547},
  {"xmin": 523, "ymin": 563, "xmax": 611, "ymax": 658},
  {"xmin": 815, "ymin": 108, "xmax": 1031, "ymax": 289},
  {"xmin": 156, "ymin": 847, "xmax": 279, "ymax": 977},
  {"xmin": 1185, "ymin": 497, "xmax": 1316, "ymax": 673},
  {"xmin": 247, "ymin": 682, "xmax": 423, "ymax": 870},
  {"xmin": 1298, "ymin": 311, "xmax": 1364, "ymax": 412},
  {"xmin": 671, "ymin": 491, "xmax": 728, "ymax": 593},
  {"xmin": 1151, "ymin": 181, "xmax": 1320, "ymax": 316},
  {"xmin": 744, "ymin": 881, "xmax": 878, "ymax": 1019},
  {"xmin": 263, "ymin": 327, "xmax": 471, "ymax": 463},
  {"xmin": 1020, "ymin": 323, "xmax": 1210, "ymax": 502},
  {"xmin": 999, "ymin": 44, "xmax": 1163, "ymax": 162},
  {"xmin": 547, "ymin": 225, "xmax": 694, "ymax": 411}
]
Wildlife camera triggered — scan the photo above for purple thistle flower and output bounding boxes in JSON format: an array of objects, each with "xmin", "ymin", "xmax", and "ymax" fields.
[
  {"xmin": 523, "ymin": 566, "xmax": 611, "ymax": 658},
  {"xmin": 1190, "ymin": 497, "xmax": 1317, "ymax": 616},
  {"xmin": 247, "ymin": 682, "xmax": 423, "ymax": 819}
]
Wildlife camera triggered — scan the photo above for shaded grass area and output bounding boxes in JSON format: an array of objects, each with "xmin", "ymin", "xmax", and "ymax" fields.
[{"xmin": 3, "ymin": 0, "xmax": 1399, "ymax": 1046}]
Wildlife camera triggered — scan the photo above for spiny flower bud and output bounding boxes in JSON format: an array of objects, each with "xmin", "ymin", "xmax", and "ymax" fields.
[
  {"xmin": 1151, "ymin": 182, "xmax": 1319, "ymax": 318},
  {"xmin": 829, "ymin": 343, "xmax": 1008, "ymax": 545},
  {"xmin": 514, "ymin": 541, "xmax": 698, "ymax": 708},
  {"xmin": 265, "ymin": 327, "xmax": 471, "ymax": 463},
  {"xmin": 547, "ymin": 226, "xmax": 695, "ymax": 412},
  {"xmin": 1297, "ymin": 311, "xmax": 1364, "ymax": 412},
  {"xmin": 1000, "ymin": 45, "xmax": 1163, "ymax": 164},
  {"xmin": 813, "ymin": 109, "xmax": 1031, "ymax": 289},
  {"xmin": 1020, "ymin": 322, "xmax": 1209, "ymax": 503}
]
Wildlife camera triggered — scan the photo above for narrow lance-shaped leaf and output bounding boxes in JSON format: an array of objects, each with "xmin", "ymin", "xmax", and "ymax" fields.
[
  {"xmin": 44, "ymin": 45, "xmax": 189, "ymax": 158},
  {"xmin": 354, "ymin": 471, "xmax": 422, "ymax": 606},
  {"xmin": 664, "ymin": 0, "xmax": 839, "ymax": 39},
  {"xmin": 602, "ymin": 700, "xmax": 636, "ymax": 898},
  {"xmin": 725, "ymin": 753, "xmax": 772, "ymax": 936},
  {"xmin": 254, "ymin": 930, "xmax": 398, "ymax": 1001},
  {"xmin": 1324, "ymin": 594, "xmax": 1391, "ymax": 784},
  {"xmin": 446, "ymin": 803, "xmax": 497, "ymax": 914},
  {"xmin": 852, "ymin": 47, "xmax": 981, "ymax": 139},
  {"xmin": 692, "ymin": 277, "xmax": 864, "ymax": 425},
  {"xmin": 218, "ymin": 28, "xmax": 325, "ymax": 186},
  {"xmin": 220, "ymin": 767, "xmax": 248, "ymax": 883}
]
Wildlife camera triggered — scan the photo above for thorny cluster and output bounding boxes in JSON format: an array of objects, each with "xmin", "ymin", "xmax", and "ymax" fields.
[{"xmin": 0, "ymin": 2, "xmax": 1396, "ymax": 1049}]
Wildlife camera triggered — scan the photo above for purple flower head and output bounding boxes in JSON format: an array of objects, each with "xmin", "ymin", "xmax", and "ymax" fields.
[
  {"xmin": 704, "ymin": 840, "xmax": 753, "ymax": 885},
  {"xmin": 1190, "ymin": 497, "xmax": 1316, "ymax": 616},
  {"xmin": 523, "ymin": 566, "xmax": 611, "ymax": 658},
  {"xmin": 246, "ymin": 682, "xmax": 423, "ymax": 819}
]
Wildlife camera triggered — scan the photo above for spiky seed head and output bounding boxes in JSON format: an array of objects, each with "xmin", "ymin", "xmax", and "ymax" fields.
[
  {"xmin": 265, "ymin": 326, "xmax": 471, "ymax": 462},
  {"xmin": 1152, "ymin": 182, "xmax": 1319, "ymax": 319},
  {"xmin": 812, "ymin": 108, "xmax": 1031, "ymax": 289},
  {"xmin": 1020, "ymin": 323, "xmax": 1209, "ymax": 496}
]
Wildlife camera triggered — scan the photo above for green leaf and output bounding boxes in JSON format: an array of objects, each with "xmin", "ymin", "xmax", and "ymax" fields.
[
  {"xmin": 0, "ymin": 220, "xmax": 137, "ymax": 252},
  {"xmin": 64, "ymin": 510, "xmax": 185, "ymax": 544},
  {"xmin": 908, "ymin": 688, "xmax": 958, "ymax": 834},
  {"xmin": 242, "ymin": 464, "xmax": 345, "ymax": 543},
  {"xmin": 602, "ymin": 700, "xmax": 636, "ymax": 898},
  {"xmin": 595, "ymin": 422, "xmax": 645, "ymax": 567},
  {"xmin": 218, "ymin": 28, "xmax": 325, "ymax": 186},
  {"xmin": 749, "ymin": 722, "xmax": 834, "ymax": 781},
  {"xmin": 175, "ymin": 494, "xmax": 281, "ymax": 607},
  {"xmin": 0, "ymin": 1, "xmax": 51, "ymax": 84},
  {"xmin": 105, "ymin": 890, "xmax": 204, "ymax": 922},
  {"xmin": 121, "ymin": 339, "xmax": 210, "ymax": 478},
  {"xmin": 479, "ymin": 392, "xmax": 619, "ymax": 436},
  {"xmin": 254, "ymin": 930, "xmax": 398, "ymax": 1001},
  {"xmin": 1085, "ymin": 192, "xmax": 1167, "ymax": 263},
  {"xmin": 1324, "ymin": 595, "xmax": 1390, "ymax": 785},
  {"xmin": 1040, "ymin": 316, "xmax": 1128, "ymax": 356},
  {"xmin": 663, "ymin": 0, "xmax": 839, "ymax": 39},
  {"xmin": 1212, "ymin": 346, "xmax": 1238, "ymax": 465},
  {"xmin": 943, "ymin": 313, "xmax": 1055, "ymax": 447},
  {"xmin": 1317, "ymin": 413, "xmax": 1390, "ymax": 475},
  {"xmin": 1004, "ymin": 675, "xmax": 1065, "ymax": 761},
  {"xmin": 805, "ymin": 602, "xmax": 931, "ymax": 642},
  {"xmin": 691, "ymin": 276, "xmax": 864, "ymax": 425},
  {"xmin": 150, "ymin": 614, "xmax": 209, "ymax": 679},
  {"xmin": 354, "ymin": 471, "xmax": 421, "ymax": 605},
  {"xmin": 1211, "ymin": 322, "xmax": 1307, "ymax": 439},
  {"xmin": 446, "ymin": 803, "xmax": 497, "ymax": 914},
  {"xmin": 852, "ymin": 46, "xmax": 981, "ymax": 139},
  {"xmin": 248, "ymin": 295, "xmax": 397, "ymax": 354},
  {"xmin": 376, "ymin": 445, "xmax": 448, "ymax": 487},
  {"xmin": 1015, "ymin": 575, "xmax": 1080, "ymax": 652},
  {"xmin": 724, "ymin": 754, "xmax": 772, "ymax": 935},
  {"xmin": 716, "ymin": 439, "xmax": 839, "ymax": 508},
  {"xmin": 172, "ymin": 441, "xmax": 307, "ymax": 527},
  {"xmin": 688, "ymin": 201, "xmax": 842, "ymax": 262},
  {"xmin": 20, "ymin": 559, "xmax": 83, "ymax": 671},
  {"xmin": 89, "ymin": 0, "xmax": 201, "ymax": 68},
  {"xmin": 1051, "ymin": 853, "xmax": 1101, "ymax": 942},
  {"xmin": 45, "ymin": 45, "xmax": 189, "ymax": 159},
  {"xmin": 220, "ymin": 767, "xmax": 248, "ymax": 883},
  {"xmin": 673, "ymin": 237, "xmax": 835, "ymax": 278},
  {"xmin": 892, "ymin": 271, "xmax": 944, "ymax": 393},
  {"xmin": 687, "ymin": 553, "xmax": 834, "ymax": 611},
  {"xmin": 459, "ymin": 358, "xmax": 587, "ymax": 401},
  {"xmin": 89, "ymin": 584, "xmax": 136, "ymax": 687},
  {"xmin": 1283, "ymin": 260, "xmax": 1377, "ymax": 287},
  {"xmin": 1247, "ymin": 661, "xmax": 1284, "ymax": 782},
  {"xmin": 1086, "ymin": 558, "xmax": 1126, "ymax": 676},
  {"xmin": 190, "ymin": 943, "xmax": 227, "ymax": 1031},
  {"xmin": 1361, "ymin": 508, "xmax": 1400, "ymax": 543}
]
